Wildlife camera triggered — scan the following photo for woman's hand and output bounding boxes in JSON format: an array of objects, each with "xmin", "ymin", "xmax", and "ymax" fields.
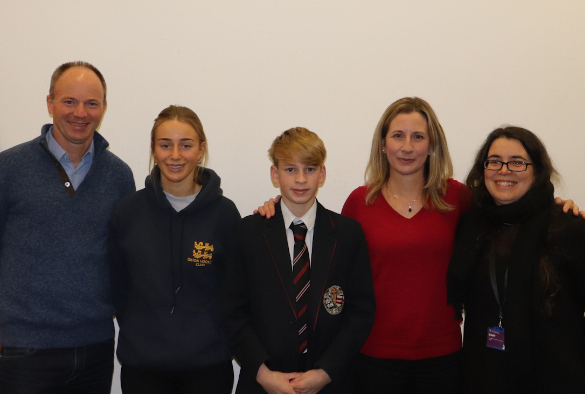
[
  {"xmin": 555, "ymin": 197, "xmax": 584, "ymax": 218},
  {"xmin": 555, "ymin": 197, "xmax": 585, "ymax": 219},
  {"xmin": 254, "ymin": 196, "xmax": 281, "ymax": 219}
]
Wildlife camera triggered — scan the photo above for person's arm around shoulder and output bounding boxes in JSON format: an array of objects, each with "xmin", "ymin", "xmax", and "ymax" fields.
[
  {"xmin": 554, "ymin": 197, "xmax": 585, "ymax": 219},
  {"xmin": 255, "ymin": 196, "xmax": 281, "ymax": 219}
]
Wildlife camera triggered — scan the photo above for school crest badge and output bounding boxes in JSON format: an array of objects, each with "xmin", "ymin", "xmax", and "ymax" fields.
[
  {"xmin": 323, "ymin": 285, "xmax": 344, "ymax": 315},
  {"xmin": 187, "ymin": 241, "xmax": 214, "ymax": 266}
]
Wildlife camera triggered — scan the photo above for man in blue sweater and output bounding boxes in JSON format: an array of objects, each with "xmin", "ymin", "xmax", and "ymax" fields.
[{"xmin": 0, "ymin": 62, "xmax": 135, "ymax": 393}]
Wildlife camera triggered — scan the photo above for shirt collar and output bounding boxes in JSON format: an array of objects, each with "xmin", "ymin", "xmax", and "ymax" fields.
[
  {"xmin": 46, "ymin": 126, "xmax": 94, "ymax": 163},
  {"xmin": 280, "ymin": 199, "xmax": 317, "ymax": 232}
]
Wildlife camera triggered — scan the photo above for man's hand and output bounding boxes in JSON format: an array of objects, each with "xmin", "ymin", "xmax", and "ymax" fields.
[
  {"xmin": 555, "ymin": 197, "xmax": 585, "ymax": 219},
  {"xmin": 256, "ymin": 363, "xmax": 301, "ymax": 394},
  {"xmin": 253, "ymin": 196, "xmax": 281, "ymax": 219},
  {"xmin": 289, "ymin": 368, "xmax": 331, "ymax": 394}
]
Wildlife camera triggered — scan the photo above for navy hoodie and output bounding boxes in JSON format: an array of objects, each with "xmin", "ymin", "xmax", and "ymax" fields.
[{"xmin": 109, "ymin": 167, "xmax": 240, "ymax": 370}]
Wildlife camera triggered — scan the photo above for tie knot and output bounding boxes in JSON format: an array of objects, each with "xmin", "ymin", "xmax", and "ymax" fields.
[{"xmin": 290, "ymin": 221, "xmax": 308, "ymax": 238}]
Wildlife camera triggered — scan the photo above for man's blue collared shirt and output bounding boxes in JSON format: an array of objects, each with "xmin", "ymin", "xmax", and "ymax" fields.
[{"xmin": 46, "ymin": 126, "xmax": 94, "ymax": 190}]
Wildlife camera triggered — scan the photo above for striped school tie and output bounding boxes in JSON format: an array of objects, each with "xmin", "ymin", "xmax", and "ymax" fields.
[{"xmin": 290, "ymin": 221, "xmax": 310, "ymax": 353}]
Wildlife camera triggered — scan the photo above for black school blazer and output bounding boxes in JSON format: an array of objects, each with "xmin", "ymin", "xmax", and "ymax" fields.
[{"xmin": 225, "ymin": 201, "xmax": 376, "ymax": 394}]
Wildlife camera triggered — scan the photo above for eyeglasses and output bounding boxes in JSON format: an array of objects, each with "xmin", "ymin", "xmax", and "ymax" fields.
[{"xmin": 483, "ymin": 160, "xmax": 533, "ymax": 172}]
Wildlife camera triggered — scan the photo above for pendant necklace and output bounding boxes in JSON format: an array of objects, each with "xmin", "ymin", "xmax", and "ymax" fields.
[{"xmin": 386, "ymin": 185, "xmax": 418, "ymax": 213}]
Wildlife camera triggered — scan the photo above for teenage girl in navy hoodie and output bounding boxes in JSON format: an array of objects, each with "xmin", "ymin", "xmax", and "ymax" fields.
[{"xmin": 109, "ymin": 105, "xmax": 240, "ymax": 393}]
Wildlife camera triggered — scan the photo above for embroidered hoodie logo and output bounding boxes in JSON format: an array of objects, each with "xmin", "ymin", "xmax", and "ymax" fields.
[{"xmin": 188, "ymin": 242, "xmax": 214, "ymax": 266}]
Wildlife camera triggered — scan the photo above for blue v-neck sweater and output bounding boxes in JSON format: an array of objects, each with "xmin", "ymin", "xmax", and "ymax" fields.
[{"xmin": 0, "ymin": 124, "xmax": 135, "ymax": 348}]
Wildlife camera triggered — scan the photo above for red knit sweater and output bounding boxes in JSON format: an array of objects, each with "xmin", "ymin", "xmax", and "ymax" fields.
[{"xmin": 341, "ymin": 179, "xmax": 471, "ymax": 360}]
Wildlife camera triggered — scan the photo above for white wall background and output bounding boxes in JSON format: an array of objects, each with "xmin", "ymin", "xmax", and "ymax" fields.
[{"xmin": 1, "ymin": 1, "xmax": 584, "ymax": 393}]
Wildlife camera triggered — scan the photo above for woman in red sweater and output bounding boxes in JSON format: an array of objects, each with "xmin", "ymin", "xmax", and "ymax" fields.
[{"xmin": 341, "ymin": 97, "xmax": 469, "ymax": 393}]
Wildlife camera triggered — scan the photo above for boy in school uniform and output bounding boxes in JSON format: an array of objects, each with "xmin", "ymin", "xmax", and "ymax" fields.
[{"xmin": 225, "ymin": 127, "xmax": 376, "ymax": 394}]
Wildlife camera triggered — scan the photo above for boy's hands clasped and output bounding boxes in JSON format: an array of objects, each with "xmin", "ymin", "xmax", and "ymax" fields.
[
  {"xmin": 289, "ymin": 368, "xmax": 332, "ymax": 394},
  {"xmin": 257, "ymin": 363, "xmax": 331, "ymax": 394}
]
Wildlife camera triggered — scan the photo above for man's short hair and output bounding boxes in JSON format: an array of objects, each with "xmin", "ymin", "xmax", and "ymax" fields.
[
  {"xmin": 49, "ymin": 61, "xmax": 107, "ymax": 101},
  {"xmin": 268, "ymin": 127, "xmax": 327, "ymax": 167}
]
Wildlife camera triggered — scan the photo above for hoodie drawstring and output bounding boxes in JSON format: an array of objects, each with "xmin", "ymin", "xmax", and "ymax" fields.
[{"xmin": 170, "ymin": 214, "xmax": 187, "ymax": 314}]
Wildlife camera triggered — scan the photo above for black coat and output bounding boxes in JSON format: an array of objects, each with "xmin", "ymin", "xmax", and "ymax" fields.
[
  {"xmin": 450, "ymin": 204, "xmax": 585, "ymax": 394},
  {"xmin": 225, "ymin": 201, "xmax": 376, "ymax": 394}
]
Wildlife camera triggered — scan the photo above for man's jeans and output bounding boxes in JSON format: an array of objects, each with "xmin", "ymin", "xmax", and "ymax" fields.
[{"xmin": 0, "ymin": 338, "xmax": 114, "ymax": 394}]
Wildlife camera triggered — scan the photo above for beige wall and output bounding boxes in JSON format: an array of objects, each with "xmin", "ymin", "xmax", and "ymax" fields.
[{"xmin": 1, "ymin": 1, "xmax": 584, "ymax": 392}]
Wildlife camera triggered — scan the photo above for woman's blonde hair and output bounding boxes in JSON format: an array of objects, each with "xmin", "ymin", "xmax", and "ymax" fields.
[{"xmin": 365, "ymin": 97, "xmax": 454, "ymax": 212}]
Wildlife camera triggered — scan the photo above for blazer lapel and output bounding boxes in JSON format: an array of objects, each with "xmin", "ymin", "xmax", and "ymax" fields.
[
  {"xmin": 308, "ymin": 202, "xmax": 337, "ymax": 329},
  {"xmin": 263, "ymin": 203, "xmax": 298, "ymax": 319}
]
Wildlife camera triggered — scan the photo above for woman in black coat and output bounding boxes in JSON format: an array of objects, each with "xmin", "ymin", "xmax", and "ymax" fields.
[{"xmin": 448, "ymin": 126, "xmax": 585, "ymax": 394}]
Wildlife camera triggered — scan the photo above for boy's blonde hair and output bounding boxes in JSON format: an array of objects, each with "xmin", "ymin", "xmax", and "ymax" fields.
[{"xmin": 268, "ymin": 127, "xmax": 327, "ymax": 167}]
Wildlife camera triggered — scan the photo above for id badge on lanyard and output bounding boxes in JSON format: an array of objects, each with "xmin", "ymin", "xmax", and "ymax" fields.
[{"xmin": 486, "ymin": 248, "xmax": 507, "ymax": 351}]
